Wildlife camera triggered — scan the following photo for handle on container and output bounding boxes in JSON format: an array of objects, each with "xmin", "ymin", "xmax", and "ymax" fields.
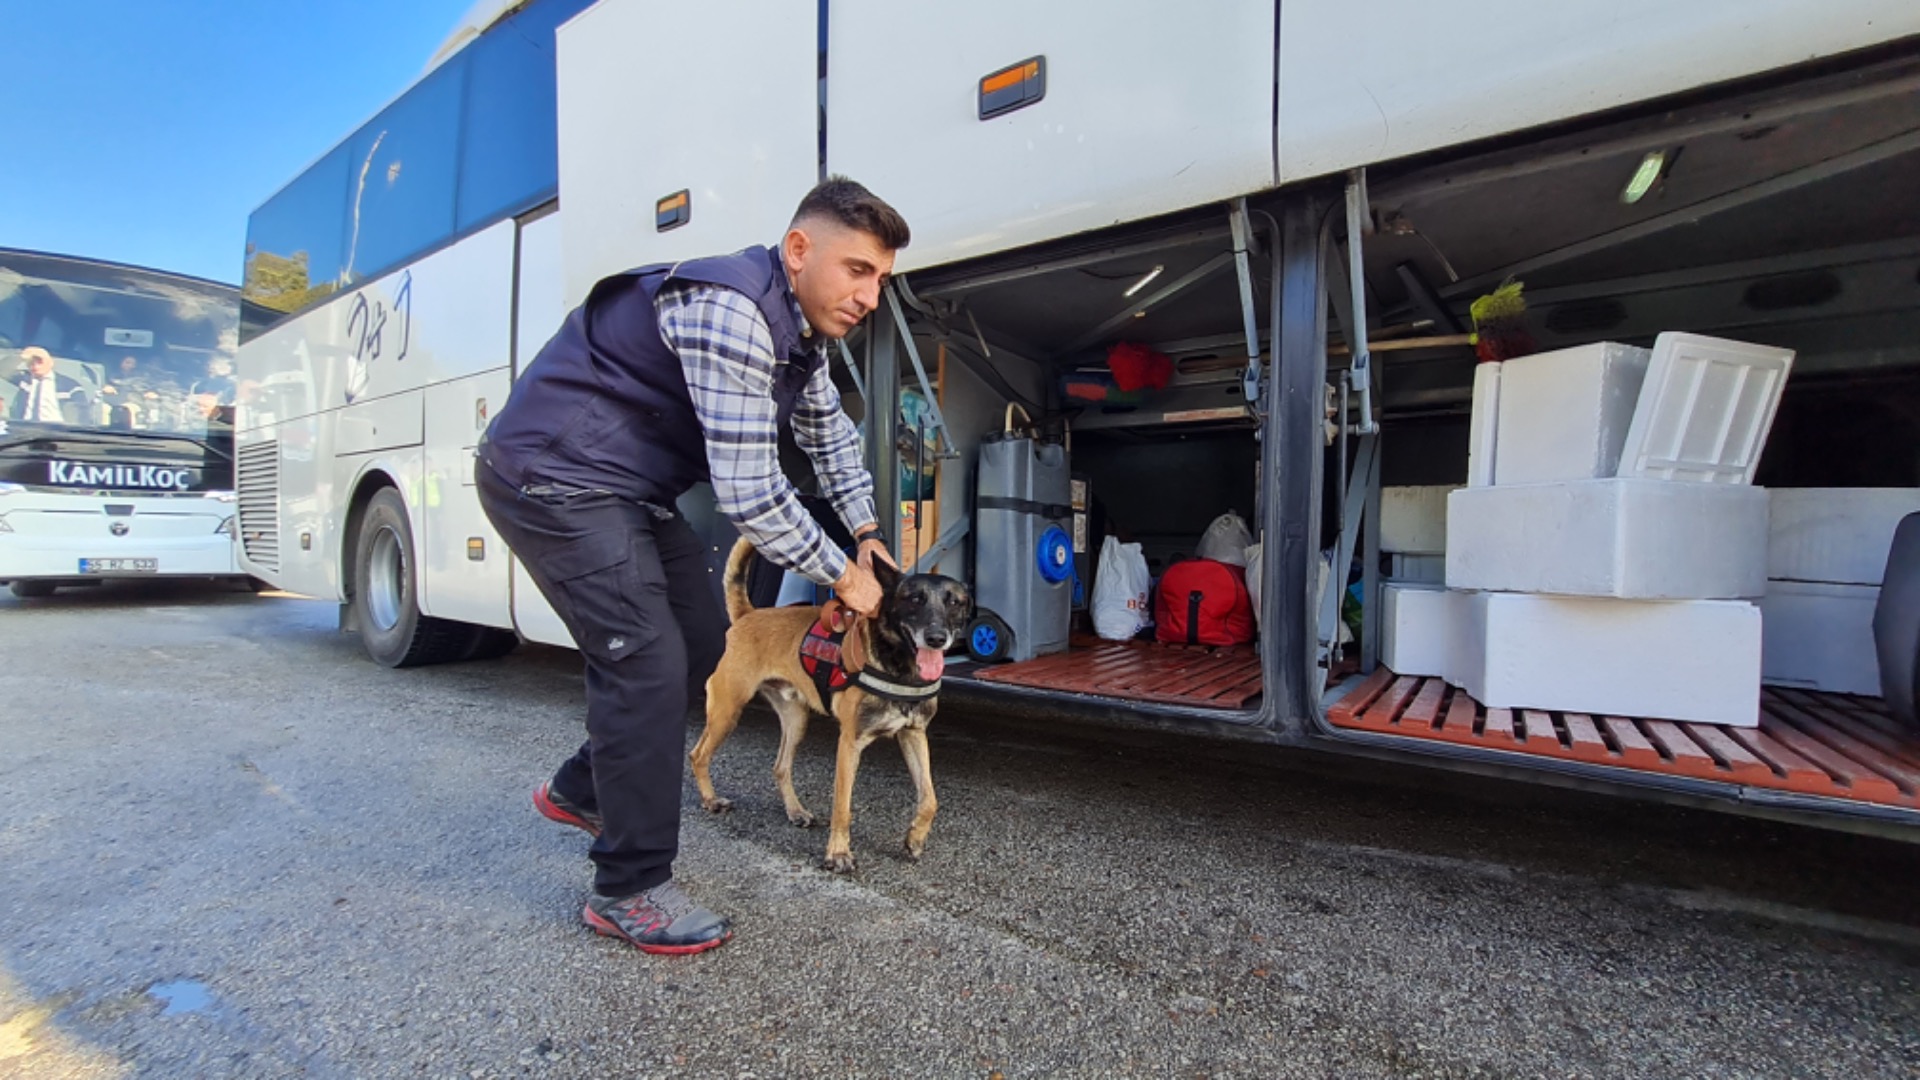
[{"xmin": 1004, "ymin": 402, "xmax": 1033, "ymax": 436}]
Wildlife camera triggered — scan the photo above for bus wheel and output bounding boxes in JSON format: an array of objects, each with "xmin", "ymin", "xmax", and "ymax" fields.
[
  {"xmin": 10, "ymin": 580, "xmax": 56, "ymax": 599},
  {"xmin": 461, "ymin": 627, "xmax": 521, "ymax": 662},
  {"xmin": 352, "ymin": 488, "xmax": 472, "ymax": 668}
]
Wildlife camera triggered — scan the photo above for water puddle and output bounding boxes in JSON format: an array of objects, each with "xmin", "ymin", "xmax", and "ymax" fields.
[{"xmin": 147, "ymin": 979, "xmax": 214, "ymax": 1016}]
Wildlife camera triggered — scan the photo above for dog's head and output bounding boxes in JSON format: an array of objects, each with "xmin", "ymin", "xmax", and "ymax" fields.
[{"xmin": 870, "ymin": 559, "xmax": 973, "ymax": 681}]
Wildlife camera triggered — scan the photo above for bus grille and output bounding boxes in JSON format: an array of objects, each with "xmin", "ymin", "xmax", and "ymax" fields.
[{"xmin": 236, "ymin": 441, "xmax": 280, "ymax": 571}]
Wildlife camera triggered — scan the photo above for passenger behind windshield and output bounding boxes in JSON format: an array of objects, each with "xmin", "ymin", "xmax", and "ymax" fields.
[{"xmin": 7, "ymin": 346, "xmax": 90, "ymax": 424}]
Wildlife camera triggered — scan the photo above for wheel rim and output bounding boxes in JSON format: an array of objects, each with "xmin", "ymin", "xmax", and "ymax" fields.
[
  {"xmin": 972, "ymin": 623, "xmax": 1000, "ymax": 656},
  {"xmin": 366, "ymin": 524, "xmax": 406, "ymax": 633}
]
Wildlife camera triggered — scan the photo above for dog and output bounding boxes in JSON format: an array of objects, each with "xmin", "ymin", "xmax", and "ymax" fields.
[{"xmin": 690, "ymin": 538, "xmax": 973, "ymax": 873}]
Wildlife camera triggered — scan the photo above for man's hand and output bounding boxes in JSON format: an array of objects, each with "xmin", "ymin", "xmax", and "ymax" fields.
[{"xmin": 832, "ymin": 559, "xmax": 883, "ymax": 618}]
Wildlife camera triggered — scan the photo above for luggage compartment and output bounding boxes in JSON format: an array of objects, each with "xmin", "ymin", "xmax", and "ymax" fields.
[{"xmin": 1305, "ymin": 51, "xmax": 1920, "ymax": 815}]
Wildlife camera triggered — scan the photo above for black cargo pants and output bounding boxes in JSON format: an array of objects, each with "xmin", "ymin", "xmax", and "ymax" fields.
[{"xmin": 475, "ymin": 458, "xmax": 725, "ymax": 897}]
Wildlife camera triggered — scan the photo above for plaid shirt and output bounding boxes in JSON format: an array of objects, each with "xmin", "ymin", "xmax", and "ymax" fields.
[{"xmin": 657, "ymin": 281, "xmax": 877, "ymax": 586}]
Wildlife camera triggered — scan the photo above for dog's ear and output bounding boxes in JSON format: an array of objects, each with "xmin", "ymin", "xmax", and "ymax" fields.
[{"xmin": 869, "ymin": 553, "xmax": 903, "ymax": 594}]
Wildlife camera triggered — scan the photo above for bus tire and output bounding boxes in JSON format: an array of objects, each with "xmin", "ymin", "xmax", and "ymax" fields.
[
  {"xmin": 351, "ymin": 487, "xmax": 471, "ymax": 668},
  {"xmin": 461, "ymin": 626, "xmax": 521, "ymax": 662},
  {"xmin": 10, "ymin": 580, "xmax": 57, "ymax": 599}
]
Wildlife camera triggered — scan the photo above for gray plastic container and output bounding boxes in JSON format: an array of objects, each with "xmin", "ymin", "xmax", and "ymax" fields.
[{"xmin": 972, "ymin": 429, "xmax": 1073, "ymax": 662}]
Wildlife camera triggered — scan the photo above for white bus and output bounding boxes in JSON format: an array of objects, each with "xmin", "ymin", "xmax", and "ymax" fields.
[
  {"xmin": 0, "ymin": 249, "xmax": 247, "ymax": 598},
  {"xmin": 237, "ymin": 0, "xmax": 1920, "ymax": 834}
]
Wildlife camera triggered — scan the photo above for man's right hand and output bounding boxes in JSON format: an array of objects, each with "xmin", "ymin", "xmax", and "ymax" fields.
[{"xmin": 832, "ymin": 560, "xmax": 883, "ymax": 618}]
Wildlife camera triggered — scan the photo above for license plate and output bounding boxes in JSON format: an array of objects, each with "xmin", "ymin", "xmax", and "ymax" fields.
[{"xmin": 79, "ymin": 558, "xmax": 158, "ymax": 574}]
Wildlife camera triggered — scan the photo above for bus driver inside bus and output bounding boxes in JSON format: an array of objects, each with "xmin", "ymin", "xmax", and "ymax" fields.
[{"xmin": 476, "ymin": 176, "xmax": 910, "ymax": 956}]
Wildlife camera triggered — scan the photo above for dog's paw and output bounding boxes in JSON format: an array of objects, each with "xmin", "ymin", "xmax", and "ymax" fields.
[
  {"xmin": 701, "ymin": 795, "xmax": 734, "ymax": 814},
  {"xmin": 822, "ymin": 851, "xmax": 857, "ymax": 874},
  {"xmin": 786, "ymin": 808, "xmax": 816, "ymax": 828},
  {"xmin": 903, "ymin": 835, "xmax": 926, "ymax": 861}
]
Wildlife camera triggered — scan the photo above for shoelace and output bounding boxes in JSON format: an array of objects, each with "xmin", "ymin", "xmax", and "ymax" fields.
[{"xmin": 642, "ymin": 881, "xmax": 697, "ymax": 921}]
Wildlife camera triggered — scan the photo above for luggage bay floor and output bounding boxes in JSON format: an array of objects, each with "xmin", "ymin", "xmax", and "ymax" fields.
[
  {"xmin": 952, "ymin": 633, "xmax": 1263, "ymax": 710},
  {"xmin": 1328, "ymin": 668, "xmax": 1920, "ymax": 812}
]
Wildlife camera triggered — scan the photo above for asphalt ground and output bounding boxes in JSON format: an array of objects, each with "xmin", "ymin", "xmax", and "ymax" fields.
[{"xmin": 2, "ymin": 582, "xmax": 1917, "ymax": 1079}]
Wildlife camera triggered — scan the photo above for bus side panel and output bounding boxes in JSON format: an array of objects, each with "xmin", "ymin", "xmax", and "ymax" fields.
[
  {"xmin": 235, "ymin": 222, "xmax": 516, "ymax": 601},
  {"xmin": 554, "ymin": 0, "xmax": 819, "ymax": 308},
  {"xmin": 827, "ymin": 0, "xmax": 1276, "ymax": 274},
  {"xmin": 1278, "ymin": 0, "xmax": 1920, "ymax": 184},
  {"xmin": 419, "ymin": 371, "xmax": 512, "ymax": 627},
  {"xmin": 508, "ymin": 207, "xmax": 573, "ymax": 649}
]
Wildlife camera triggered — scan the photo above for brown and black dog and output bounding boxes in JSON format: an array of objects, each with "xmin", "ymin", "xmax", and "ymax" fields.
[{"xmin": 690, "ymin": 538, "xmax": 973, "ymax": 873}]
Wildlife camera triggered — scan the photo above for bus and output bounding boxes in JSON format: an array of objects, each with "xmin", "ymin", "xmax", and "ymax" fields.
[
  {"xmin": 0, "ymin": 248, "xmax": 247, "ymax": 598},
  {"xmin": 236, "ymin": 0, "xmax": 1920, "ymax": 836}
]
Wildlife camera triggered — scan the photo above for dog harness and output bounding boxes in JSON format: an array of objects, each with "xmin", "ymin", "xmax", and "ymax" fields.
[{"xmin": 798, "ymin": 602, "xmax": 941, "ymax": 705}]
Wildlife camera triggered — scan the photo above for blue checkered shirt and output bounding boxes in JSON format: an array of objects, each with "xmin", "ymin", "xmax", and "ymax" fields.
[{"xmin": 656, "ymin": 281, "xmax": 877, "ymax": 586}]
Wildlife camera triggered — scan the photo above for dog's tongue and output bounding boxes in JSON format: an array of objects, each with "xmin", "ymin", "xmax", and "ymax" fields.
[{"xmin": 917, "ymin": 647, "xmax": 946, "ymax": 682}]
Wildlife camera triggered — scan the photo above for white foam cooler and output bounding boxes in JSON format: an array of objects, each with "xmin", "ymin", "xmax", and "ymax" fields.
[
  {"xmin": 1761, "ymin": 580, "xmax": 1883, "ymax": 696},
  {"xmin": 1381, "ymin": 485, "xmax": 1455, "ymax": 554},
  {"xmin": 1492, "ymin": 342, "xmax": 1649, "ymax": 485},
  {"xmin": 1455, "ymin": 592, "xmax": 1763, "ymax": 727},
  {"xmin": 1445, "ymin": 479, "xmax": 1769, "ymax": 599},
  {"xmin": 1768, "ymin": 488, "xmax": 1920, "ymax": 586},
  {"xmin": 1381, "ymin": 583, "xmax": 1465, "ymax": 678}
]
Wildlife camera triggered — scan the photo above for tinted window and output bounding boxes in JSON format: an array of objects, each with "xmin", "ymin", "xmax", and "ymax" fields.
[
  {"xmin": 455, "ymin": 0, "xmax": 591, "ymax": 231},
  {"xmin": 241, "ymin": 0, "xmax": 589, "ymax": 342},
  {"xmin": 242, "ymin": 145, "xmax": 349, "ymax": 321},
  {"xmin": 340, "ymin": 60, "xmax": 464, "ymax": 285}
]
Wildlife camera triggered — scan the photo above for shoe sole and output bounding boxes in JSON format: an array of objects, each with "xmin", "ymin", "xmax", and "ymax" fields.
[
  {"xmin": 582, "ymin": 905, "xmax": 732, "ymax": 956},
  {"xmin": 533, "ymin": 783, "xmax": 601, "ymax": 837}
]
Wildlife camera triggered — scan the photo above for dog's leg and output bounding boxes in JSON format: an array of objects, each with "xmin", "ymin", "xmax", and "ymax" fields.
[
  {"xmin": 897, "ymin": 725, "xmax": 938, "ymax": 861},
  {"xmin": 768, "ymin": 690, "xmax": 816, "ymax": 827},
  {"xmin": 823, "ymin": 697, "xmax": 871, "ymax": 874},
  {"xmin": 689, "ymin": 668, "xmax": 754, "ymax": 814}
]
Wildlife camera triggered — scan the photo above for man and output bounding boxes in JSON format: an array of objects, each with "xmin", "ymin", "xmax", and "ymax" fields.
[
  {"xmin": 475, "ymin": 176, "xmax": 910, "ymax": 955},
  {"xmin": 9, "ymin": 347, "xmax": 89, "ymax": 424}
]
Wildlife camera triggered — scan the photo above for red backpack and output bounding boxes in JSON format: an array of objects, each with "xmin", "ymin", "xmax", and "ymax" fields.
[{"xmin": 1155, "ymin": 558, "xmax": 1256, "ymax": 646}]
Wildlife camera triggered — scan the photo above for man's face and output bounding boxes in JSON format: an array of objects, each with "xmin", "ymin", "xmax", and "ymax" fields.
[
  {"xmin": 120, "ymin": 356, "xmax": 138, "ymax": 375},
  {"xmin": 26, "ymin": 351, "xmax": 53, "ymax": 379},
  {"xmin": 783, "ymin": 220, "xmax": 895, "ymax": 341}
]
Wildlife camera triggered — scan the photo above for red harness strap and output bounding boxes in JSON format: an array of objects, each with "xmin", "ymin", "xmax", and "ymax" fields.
[{"xmin": 799, "ymin": 617, "xmax": 852, "ymax": 698}]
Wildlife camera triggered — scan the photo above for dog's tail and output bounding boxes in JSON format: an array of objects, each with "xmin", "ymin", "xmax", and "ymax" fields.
[{"xmin": 723, "ymin": 537, "xmax": 759, "ymax": 623}]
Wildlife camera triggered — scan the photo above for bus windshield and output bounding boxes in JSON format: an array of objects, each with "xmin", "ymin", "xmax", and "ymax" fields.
[{"xmin": 0, "ymin": 249, "xmax": 240, "ymax": 441}]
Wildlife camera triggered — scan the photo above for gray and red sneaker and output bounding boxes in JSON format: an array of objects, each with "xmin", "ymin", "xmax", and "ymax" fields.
[
  {"xmin": 583, "ymin": 881, "xmax": 732, "ymax": 955},
  {"xmin": 533, "ymin": 780, "xmax": 602, "ymax": 837}
]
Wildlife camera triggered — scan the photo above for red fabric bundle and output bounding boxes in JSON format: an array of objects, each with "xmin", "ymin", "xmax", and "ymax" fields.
[{"xmin": 1106, "ymin": 341, "xmax": 1173, "ymax": 392}]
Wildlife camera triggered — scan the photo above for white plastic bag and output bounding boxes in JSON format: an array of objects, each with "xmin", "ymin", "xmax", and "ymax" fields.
[
  {"xmin": 1092, "ymin": 536, "xmax": 1153, "ymax": 641},
  {"xmin": 1197, "ymin": 512, "xmax": 1255, "ymax": 566},
  {"xmin": 1244, "ymin": 541, "xmax": 1263, "ymax": 631}
]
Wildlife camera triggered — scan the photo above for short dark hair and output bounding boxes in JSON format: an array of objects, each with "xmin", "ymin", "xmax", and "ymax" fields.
[{"xmin": 792, "ymin": 175, "xmax": 910, "ymax": 250}]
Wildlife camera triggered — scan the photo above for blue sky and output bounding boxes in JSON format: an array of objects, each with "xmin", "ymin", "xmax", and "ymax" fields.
[{"xmin": 1, "ymin": 0, "xmax": 474, "ymax": 286}]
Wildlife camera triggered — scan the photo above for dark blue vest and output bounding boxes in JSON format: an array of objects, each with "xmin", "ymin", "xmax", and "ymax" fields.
[{"xmin": 481, "ymin": 244, "xmax": 824, "ymax": 503}]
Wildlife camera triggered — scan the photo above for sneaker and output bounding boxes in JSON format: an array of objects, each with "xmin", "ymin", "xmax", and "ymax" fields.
[
  {"xmin": 582, "ymin": 881, "xmax": 733, "ymax": 955},
  {"xmin": 533, "ymin": 780, "xmax": 602, "ymax": 837}
]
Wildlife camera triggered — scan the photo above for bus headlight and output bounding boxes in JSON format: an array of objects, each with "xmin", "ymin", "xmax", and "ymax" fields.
[{"xmin": 216, "ymin": 515, "xmax": 236, "ymax": 537}]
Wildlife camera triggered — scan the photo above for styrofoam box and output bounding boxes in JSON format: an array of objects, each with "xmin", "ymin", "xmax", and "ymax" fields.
[
  {"xmin": 1761, "ymin": 580, "xmax": 1883, "ymax": 696},
  {"xmin": 1617, "ymin": 333, "xmax": 1794, "ymax": 485},
  {"xmin": 1381, "ymin": 583, "xmax": 1465, "ymax": 678},
  {"xmin": 1388, "ymin": 553, "xmax": 1446, "ymax": 584},
  {"xmin": 1446, "ymin": 479, "xmax": 1768, "ymax": 599},
  {"xmin": 1492, "ymin": 342, "xmax": 1649, "ymax": 485},
  {"xmin": 1467, "ymin": 361, "xmax": 1501, "ymax": 488},
  {"xmin": 1455, "ymin": 592, "xmax": 1762, "ymax": 727},
  {"xmin": 1381, "ymin": 485, "xmax": 1456, "ymax": 554},
  {"xmin": 1768, "ymin": 488, "xmax": 1920, "ymax": 586}
]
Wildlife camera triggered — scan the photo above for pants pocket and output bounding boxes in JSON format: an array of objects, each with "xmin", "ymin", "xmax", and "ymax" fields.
[{"xmin": 539, "ymin": 532, "xmax": 666, "ymax": 663}]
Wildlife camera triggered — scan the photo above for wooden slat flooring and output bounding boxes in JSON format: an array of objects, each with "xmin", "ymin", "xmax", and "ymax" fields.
[
  {"xmin": 1328, "ymin": 668, "xmax": 1920, "ymax": 810},
  {"xmin": 962, "ymin": 637, "xmax": 1262, "ymax": 710}
]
